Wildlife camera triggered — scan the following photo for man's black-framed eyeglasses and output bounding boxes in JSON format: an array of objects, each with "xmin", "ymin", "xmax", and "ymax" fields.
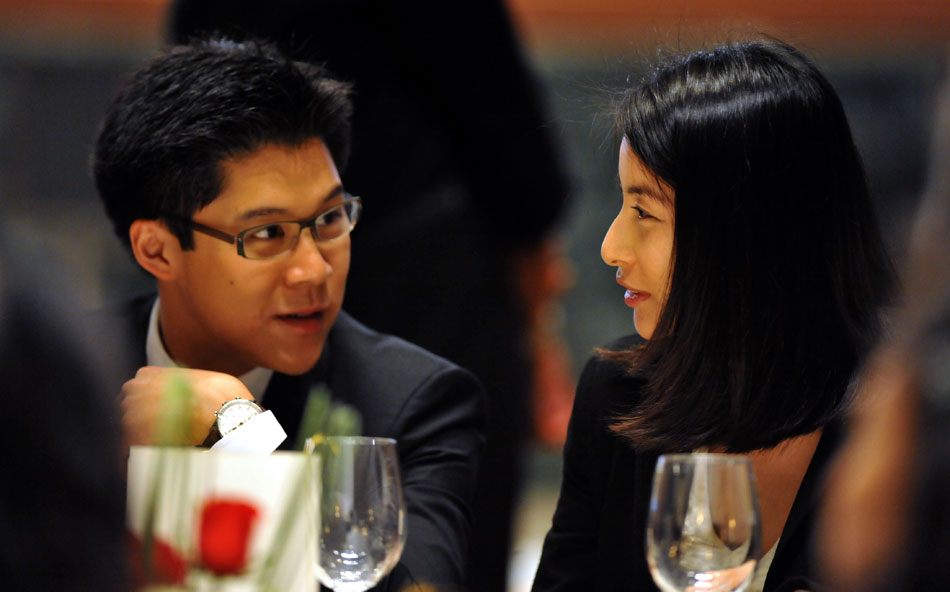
[{"xmin": 164, "ymin": 195, "xmax": 362, "ymax": 260}]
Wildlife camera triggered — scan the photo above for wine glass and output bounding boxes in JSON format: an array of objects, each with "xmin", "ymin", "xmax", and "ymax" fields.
[
  {"xmin": 647, "ymin": 453, "xmax": 762, "ymax": 592},
  {"xmin": 307, "ymin": 436, "xmax": 406, "ymax": 592}
]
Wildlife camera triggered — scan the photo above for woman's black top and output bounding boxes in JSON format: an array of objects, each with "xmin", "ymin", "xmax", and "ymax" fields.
[{"xmin": 532, "ymin": 334, "xmax": 843, "ymax": 592}]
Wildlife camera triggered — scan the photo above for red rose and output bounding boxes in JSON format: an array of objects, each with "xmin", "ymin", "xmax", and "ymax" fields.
[
  {"xmin": 198, "ymin": 498, "xmax": 260, "ymax": 576},
  {"xmin": 127, "ymin": 530, "xmax": 189, "ymax": 587}
]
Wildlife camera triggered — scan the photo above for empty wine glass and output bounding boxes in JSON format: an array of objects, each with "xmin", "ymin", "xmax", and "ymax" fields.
[
  {"xmin": 307, "ymin": 436, "xmax": 406, "ymax": 592},
  {"xmin": 647, "ymin": 453, "xmax": 762, "ymax": 592}
]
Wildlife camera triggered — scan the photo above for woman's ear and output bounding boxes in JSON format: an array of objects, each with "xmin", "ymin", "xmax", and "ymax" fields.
[{"xmin": 129, "ymin": 219, "xmax": 181, "ymax": 281}]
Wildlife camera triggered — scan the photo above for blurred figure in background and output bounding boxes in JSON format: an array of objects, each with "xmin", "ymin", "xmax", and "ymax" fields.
[
  {"xmin": 818, "ymin": 62, "xmax": 950, "ymax": 592},
  {"xmin": 0, "ymin": 234, "xmax": 128, "ymax": 591},
  {"xmin": 166, "ymin": 1, "xmax": 571, "ymax": 589}
]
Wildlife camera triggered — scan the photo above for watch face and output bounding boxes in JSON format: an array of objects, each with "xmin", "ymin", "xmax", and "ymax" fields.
[{"xmin": 217, "ymin": 399, "xmax": 263, "ymax": 436}]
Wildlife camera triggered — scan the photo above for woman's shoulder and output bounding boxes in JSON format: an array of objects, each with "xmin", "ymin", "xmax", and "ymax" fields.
[
  {"xmin": 578, "ymin": 333, "xmax": 646, "ymax": 384},
  {"xmin": 573, "ymin": 333, "xmax": 648, "ymax": 421},
  {"xmin": 602, "ymin": 333, "xmax": 646, "ymax": 354}
]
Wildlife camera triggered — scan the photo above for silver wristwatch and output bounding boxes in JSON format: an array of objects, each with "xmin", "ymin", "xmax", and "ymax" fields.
[{"xmin": 201, "ymin": 397, "xmax": 263, "ymax": 447}]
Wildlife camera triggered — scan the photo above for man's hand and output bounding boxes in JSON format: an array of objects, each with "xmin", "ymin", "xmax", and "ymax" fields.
[{"xmin": 120, "ymin": 366, "xmax": 254, "ymax": 446}]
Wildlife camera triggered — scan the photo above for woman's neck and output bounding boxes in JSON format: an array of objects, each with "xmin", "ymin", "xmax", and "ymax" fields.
[{"xmin": 747, "ymin": 430, "xmax": 823, "ymax": 552}]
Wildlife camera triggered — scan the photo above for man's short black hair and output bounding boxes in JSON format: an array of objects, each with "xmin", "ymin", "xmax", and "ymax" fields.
[{"xmin": 93, "ymin": 37, "xmax": 353, "ymax": 250}]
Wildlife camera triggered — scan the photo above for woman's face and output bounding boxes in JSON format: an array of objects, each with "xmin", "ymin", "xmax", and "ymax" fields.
[{"xmin": 601, "ymin": 138, "xmax": 675, "ymax": 340}]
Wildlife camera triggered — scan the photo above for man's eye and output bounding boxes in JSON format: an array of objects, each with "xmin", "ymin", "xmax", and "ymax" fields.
[
  {"xmin": 318, "ymin": 208, "xmax": 343, "ymax": 226},
  {"xmin": 248, "ymin": 224, "xmax": 286, "ymax": 240}
]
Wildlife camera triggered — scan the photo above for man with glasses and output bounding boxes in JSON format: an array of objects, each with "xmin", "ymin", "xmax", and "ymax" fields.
[{"xmin": 91, "ymin": 38, "xmax": 485, "ymax": 591}]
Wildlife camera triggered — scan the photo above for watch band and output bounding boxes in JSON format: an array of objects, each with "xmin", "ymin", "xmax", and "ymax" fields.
[{"xmin": 200, "ymin": 420, "xmax": 224, "ymax": 448}]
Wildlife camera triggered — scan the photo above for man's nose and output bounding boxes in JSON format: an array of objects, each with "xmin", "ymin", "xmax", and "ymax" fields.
[{"xmin": 284, "ymin": 228, "xmax": 332, "ymax": 285}]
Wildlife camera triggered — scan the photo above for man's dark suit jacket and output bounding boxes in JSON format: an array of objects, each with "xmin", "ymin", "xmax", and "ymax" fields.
[{"xmin": 101, "ymin": 294, "xmax": 487, "ymax": 591}]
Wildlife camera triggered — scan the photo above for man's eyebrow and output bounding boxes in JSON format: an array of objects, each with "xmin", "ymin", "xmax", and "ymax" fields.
[{"xmin": 234, "ymin": 185, "xmax": 345, "ymax": 222}]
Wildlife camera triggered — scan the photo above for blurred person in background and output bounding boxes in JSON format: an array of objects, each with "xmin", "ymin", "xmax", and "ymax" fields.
[
  {"xmin": 532, "ymin": 39, "xmax": 896, "ymax": 592},
  {"xmin": 166, "ymin": 1, "xmax": 572, "ymax": 589},
  {"xmin": 818, "ymin": 61, "xmax": 950, "ymax": 592},
  {"xmin": 0, "ymin": 234, "xmax": 127, "ymax": 591}
]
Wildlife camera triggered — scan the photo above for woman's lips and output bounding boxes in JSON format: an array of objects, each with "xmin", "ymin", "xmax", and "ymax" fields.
[{"xmin": 623, "ymin": 289, "xmax": 650, "ymax": 308}]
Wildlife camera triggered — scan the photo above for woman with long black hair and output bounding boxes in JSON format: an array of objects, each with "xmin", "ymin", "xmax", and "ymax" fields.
[{"xmin": 533, "ymin": 39, "xmax": 896, "ymax": 592}]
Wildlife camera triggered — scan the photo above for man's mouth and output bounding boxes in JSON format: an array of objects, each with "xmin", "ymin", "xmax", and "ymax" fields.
[
  {"xmin": 275, "ymin": 309, "xmax": 327, "ymax": 333},
  {"xmin": 278, "ymin": 311, "xmax": 322, "ymax": 320}
]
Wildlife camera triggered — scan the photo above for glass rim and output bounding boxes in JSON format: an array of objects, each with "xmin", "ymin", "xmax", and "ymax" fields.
[
  {"xmin": 657, "ymin": 452, "xmax": 752, "ymax": 464},
  {"xmin": 317, "ymin": 436, "xmax": 397, "ymax": 446}
]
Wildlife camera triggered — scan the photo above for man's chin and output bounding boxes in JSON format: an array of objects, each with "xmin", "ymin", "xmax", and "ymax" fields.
[
  {"xmin": 269, "ymin": 355, "xmax": 322, "ymax": 376},
  {"xmin": 264, "ymin": 345, "xmax": 325, "ymax": 376}
]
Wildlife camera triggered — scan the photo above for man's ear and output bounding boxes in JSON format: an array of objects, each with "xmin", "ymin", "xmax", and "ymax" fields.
[{"xmin": 129, "ymin": 219, "xmax": 181, "ymax": 281}]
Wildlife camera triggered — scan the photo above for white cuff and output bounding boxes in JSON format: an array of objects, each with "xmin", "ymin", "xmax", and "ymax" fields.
[{"xmin": 209, "ymin": 410, "xmax": 287, "ymax": 455}]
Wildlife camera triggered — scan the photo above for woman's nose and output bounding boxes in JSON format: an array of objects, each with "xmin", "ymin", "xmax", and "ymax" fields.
[{"xmin": 601, "ymin": 216, "xmax": 628, "ymax": 267}]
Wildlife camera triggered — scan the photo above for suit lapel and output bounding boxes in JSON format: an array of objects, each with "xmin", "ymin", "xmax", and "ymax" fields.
[{"xmin": 265, "ymin": 342, "xmax": 331, "ymax": 451}]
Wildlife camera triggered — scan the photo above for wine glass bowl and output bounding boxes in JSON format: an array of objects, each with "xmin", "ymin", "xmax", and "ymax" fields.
[
  {"xmin": 647, "ymin": 453, "xmax": 762, "ymax": 592},
  {"xmin": 307, "ymin": 436, "xmax": 406, "ymax": 592}
]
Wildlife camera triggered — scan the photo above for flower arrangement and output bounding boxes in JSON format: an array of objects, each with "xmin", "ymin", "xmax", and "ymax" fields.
[{"xmin": 128, "ymin": 376, "xmax": 360, "ymax": 592}]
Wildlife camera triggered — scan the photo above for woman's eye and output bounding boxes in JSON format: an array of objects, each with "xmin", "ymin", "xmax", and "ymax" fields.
[
  {"xmin": 633, "ymin": 205, "xmax": 653, "ymax": 220},
  {"xmin": 249, "ymin": 224, "xmax": 285, "ymax": 240}
]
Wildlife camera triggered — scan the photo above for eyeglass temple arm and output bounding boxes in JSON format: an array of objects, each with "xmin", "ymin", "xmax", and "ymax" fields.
[{"xmin": 185, "ymin": 219, "xmax": 237, "ymax": 244}]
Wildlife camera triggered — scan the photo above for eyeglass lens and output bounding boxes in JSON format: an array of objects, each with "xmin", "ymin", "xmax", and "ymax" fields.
[{"xmin": 240, "ymin": 201, "xmax": 360, "ymax": 259}]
